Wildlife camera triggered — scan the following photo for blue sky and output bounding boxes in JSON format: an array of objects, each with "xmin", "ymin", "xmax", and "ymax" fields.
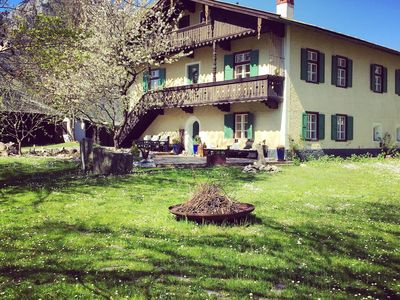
[
  {"xmin": 222, "ymin": 0, "xmax": 400, "ymax": 50},
  {"xmin": 5, "ymin": 0, "xmax": 400, "ymax": 50}
]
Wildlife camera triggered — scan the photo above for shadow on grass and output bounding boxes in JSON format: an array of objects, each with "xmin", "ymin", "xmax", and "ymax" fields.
[
  {"xmin": 0, "ymin": 160, "xmax": 399, "ymax": 298},
  {"xmin": 1, "ymin": 217, "xmax": 399, "ymax": 298}
]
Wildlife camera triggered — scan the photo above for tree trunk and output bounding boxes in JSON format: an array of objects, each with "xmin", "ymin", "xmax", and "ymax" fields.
[
  {"xmin": 17, "ymin": 140, "xmax": 22, "ymax": 156},
  {"xmin": 113, "ymin": 132, "xmax": 121, "ymax": 149}
]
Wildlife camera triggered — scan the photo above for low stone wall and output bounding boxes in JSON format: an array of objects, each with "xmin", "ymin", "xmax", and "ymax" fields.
[{"xmin": 92, "ymin": 147, "xmax": 133, "ymax": 175}]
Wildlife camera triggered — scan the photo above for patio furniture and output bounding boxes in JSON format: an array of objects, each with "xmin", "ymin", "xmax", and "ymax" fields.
[
  {"xmin": 136, "ymin": 135, "xmax": 170, "ymax": 152},
  {"xmin": 226, "ymin": 140, "xmax": 258, "ymax": 159}
]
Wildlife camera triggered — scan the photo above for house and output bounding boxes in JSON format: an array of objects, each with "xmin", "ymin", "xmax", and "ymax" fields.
[{"xmin": 124, "ymin": 0, "xmax": 400, "ymax": 157}]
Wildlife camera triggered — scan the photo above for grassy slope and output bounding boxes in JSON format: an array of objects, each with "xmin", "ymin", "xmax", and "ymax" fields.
[{"xmin": 0, "ymin": 157, "xmax": 399, "ymax": 299}]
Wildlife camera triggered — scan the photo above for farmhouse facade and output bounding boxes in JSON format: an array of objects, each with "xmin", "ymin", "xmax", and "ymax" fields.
[{"xmin": 126, "ymin": 0, "xmax": 400, "ymax": 157}]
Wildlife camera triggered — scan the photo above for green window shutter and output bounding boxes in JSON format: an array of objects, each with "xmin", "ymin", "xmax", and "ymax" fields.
[
  {"xmin": 158, "ymin": 68, "xmax": 166, "ymax": 88},
  {"xmin": 301, "ymin": 112, "xmax": 308, "ymax": 140},
  {"xmin": 250, "ymin": 50, "xmax": 259, "ymax": 77},
  {"xmin": 318, "ymin": 52, "xmax": 325, "ymax": 83},
  {"xmin": 347, "ymin": 59, "xmax": 353, "ymax": 88},
  {"xmin": 347, "ymin": 116, "xmax": 354, "ymax": 141},
  {"xmin": 300, "ymin": 48, "xmax": 308, "ymax": 81},
  {"xmin": 396, "ymin": 69, "xmax": 400, "ymax": 95},
  {"xmin": 246, "ymin": 113, "xmax": 254, "ymax": 140},
  {"xmin": 331, "ymin": 55, "xmax": 338, "ymax": 86},
  {"xmin": 224, "ymin": 55, "xmax": 234, "ymax": 80},
  {"xmin": 370, "ymin": 64, "xmax": 375, "ymax": 91},
  {"xmin": 382, "ymin": 67, "xmax": 388, "ymax": 93},
  {"xmin": 331, "ymin": 114, "xmax": 338, "ymax": 141},
  {"xmin": 143, "ymin": 71, "xmax": 149, "ymax": 92},
  {"xmin": 224, "ymin": 114, "xmax": 234, "ymax": 139},
  {"xmin": 318, "ymin": 113, "xmax": 325, "ymax": 140}
]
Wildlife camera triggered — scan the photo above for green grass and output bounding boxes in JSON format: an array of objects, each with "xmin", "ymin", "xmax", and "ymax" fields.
[{"xmin": 0, "ymin": 157, "xmax": 399, "ymax": 299}]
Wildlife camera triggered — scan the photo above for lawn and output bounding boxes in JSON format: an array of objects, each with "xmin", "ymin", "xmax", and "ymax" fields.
[{"xmin": 0, "ymin": 156, "xmax": 399, "ymax": 299}]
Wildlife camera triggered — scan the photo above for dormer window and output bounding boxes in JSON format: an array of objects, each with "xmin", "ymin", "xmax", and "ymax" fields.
[{"xmin": 234, "ymin": 51, "xmax": 251, "ymax": 79}]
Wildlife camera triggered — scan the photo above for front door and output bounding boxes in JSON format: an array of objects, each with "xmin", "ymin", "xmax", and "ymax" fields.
[{"xmin": 188, "ymin": 64, "xmax": 199, "ymax": 84}]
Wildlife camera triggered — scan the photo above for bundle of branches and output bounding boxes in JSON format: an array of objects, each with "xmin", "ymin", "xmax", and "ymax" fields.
[{"xmin": 177, "ymin": 183, "xmax": 242, "ymax": 215}]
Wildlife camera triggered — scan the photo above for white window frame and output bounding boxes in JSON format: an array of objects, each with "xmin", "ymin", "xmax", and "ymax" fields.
[
  {"xmin": 307, "ymin": 50, "xmax": 319, "ymax": 83},
  {"xmin": 150, "ymin": 69, "xmax": 160, "ymax": 90},
  {"xmin": 306, "ymin": 113, "xmax": 318, "ymax": 141},
  {"xmin": 234, "ymin": 113, "xmax": 249, "ymax": 139},
  {"xmin": 234, "ymin": 51, "xmax": 251, "ymax": 79},
  {"xmin": 336, "ymin": 115, "xmax": 347, "ymax": 141},
  {"xmin": 336, "ymin": 57, "xmax": 347, "ymax": 88},
  {"xmin": 374, "ymin": 65, "xmax": 383, "ymax": 93},
  {"xmin": 185, "ymin": 62, "xmax": 201, "ymax": 85}
]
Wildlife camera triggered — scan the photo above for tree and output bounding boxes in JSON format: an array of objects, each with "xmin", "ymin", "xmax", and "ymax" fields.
[
  {"xmin": 13, "ymin": 0, "xmax": 185, "ymax": 148},
  {"xmin": 0, "ymin": 88, "xmax": 59, "ymax": 155}
]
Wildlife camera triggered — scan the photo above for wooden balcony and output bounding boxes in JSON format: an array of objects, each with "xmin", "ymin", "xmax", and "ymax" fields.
[
  {"xmin": 142, "ymin": 75, "xmax": 285, "ymax": 109},
  {"xmin": 171, "ymin": 21, "xmax": 255, "ymax": 49}
]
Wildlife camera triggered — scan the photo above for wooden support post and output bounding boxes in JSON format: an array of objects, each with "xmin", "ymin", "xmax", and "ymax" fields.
[
  {"xmin": 147, "ymin": 64, "xmax": 152, "ymax": 91},
  {"xmin": 212, "ymin": 40, "xmax": 217, "ymax": 82},
  {"xmin": 181, "ymin": 106, "xmax": 194, "ymax": 114}
]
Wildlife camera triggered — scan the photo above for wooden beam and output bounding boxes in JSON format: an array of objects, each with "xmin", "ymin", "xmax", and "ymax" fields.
[
  {"xmin": 263, "ymin": 99, "xmax": 279, "ymax": 110},
  {"xmin": 181, "ymin": 106, "xmax": 194, "ymax": 114},
  {"xmin": 219, "ymin": 40, "xmax": 231, "ymax": 51},
  {"xmin": 155, "ymin": 108, "xmax": 164, "ymax": 115},
  {"xmin": 212, "ymin": 40, "xmax": 217, "ymax": 82},
  {"xmin": 214, "ymin": 103, "xmax": 230, "ymax": 112}
]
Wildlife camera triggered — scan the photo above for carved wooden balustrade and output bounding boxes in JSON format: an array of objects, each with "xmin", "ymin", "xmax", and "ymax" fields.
[
  {"xmin": 170, "ymin": 21, "xmax": 255, "ymax": 49},
  {"xmin": 142, "ymin": 75, "xmax": 284, "ymax": 109}
]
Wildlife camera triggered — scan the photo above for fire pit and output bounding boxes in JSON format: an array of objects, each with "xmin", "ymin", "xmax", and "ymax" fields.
[
  {"xmin": 169, "ymin": 203, "xmax": 255, "ymax": 222},
  {"xmin": 169, "ymin": 183, "xmax": 255, "ymax": 223}
]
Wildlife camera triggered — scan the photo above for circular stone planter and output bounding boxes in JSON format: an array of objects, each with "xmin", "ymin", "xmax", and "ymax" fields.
[{"xmin": 169, "ymin": 203, "xmax": 255, "ymax": 223}]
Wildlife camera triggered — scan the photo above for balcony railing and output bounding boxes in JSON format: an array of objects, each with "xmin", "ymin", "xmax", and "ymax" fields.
[
  {"xmin": 142, "ymin": 75, "xmax": 284, "ymax": 109},
  {"xmin": 170, "ymin": 21, "xmax": 255, "ymax": 49}
]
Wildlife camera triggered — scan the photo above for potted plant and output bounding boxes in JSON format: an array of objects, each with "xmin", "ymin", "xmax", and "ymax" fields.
[
  {"xmin": 276, "ymin": 145, "xmax": 285, "ymax": 161},
  {"xmin": 193, "ymin": 136, "xmax": 201, "ymax": 155},
  {"xmin": 172, "ymin": 138, "xmax": 182, "ymax": 155}
]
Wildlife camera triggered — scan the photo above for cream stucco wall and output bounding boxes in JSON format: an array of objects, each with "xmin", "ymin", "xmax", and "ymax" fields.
[
  {"xmin": 288, "ymin": 25, "xmax": 400, "ymax": 150},
  {"xmin": 142, "ymin": 102, "xmax": 282, "ymax": 150},
  {"xmin": 161, "ymin": 33, "xmax": 283, "ymax": 88}
]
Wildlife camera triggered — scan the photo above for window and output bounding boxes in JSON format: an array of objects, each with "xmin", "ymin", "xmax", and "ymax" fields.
[
  {"xmin": 307, "ymin": 50, "xmax": 319, "ymax": 83},
  {"xmin": 302, "ymin": 112, "xmax": 325, "ymax": 141},
  {"xmin": 234, "ymin": 51, "xmax": 251, "ymax": 79},
  {"xmin": 200, "ymin": 11, "xmax": 206, "ymax": 23},
  {"xmin": 373, "ymin": 65, "xmax": 383, "ymax": 93},
  {"xmin": 234, "ymin": 113, "xmax": 248, "ymax": 139},
  {"xmin": 373, "ymin": 124, "xmax": 382, "ymax": 142},
  {"xmin": 150, "ymin": 69, "xmax": 160, "ymax": 90},
  {"xmin": 187, "ymin": 63, "xmax": 199, "ymax": 84},
  {"xmin": 397, "ymin": 127, "xmax": 400, "ymax": 142},
  {"xmin": 306, "ymin": 112, "xmax": 318, "ymax": 140},
  {"xmin": 337, "ymin": 57, "xmax": 347, "ymax": 87},
  {"xmin": 336, "ymin": 115, "xmax": 347, "ymax": 141}
]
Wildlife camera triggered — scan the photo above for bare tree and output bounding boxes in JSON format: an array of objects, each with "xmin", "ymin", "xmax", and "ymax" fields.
[
  {"xmin": 12, "ymin": 0, "xmax": 186, "ymax": 148},
  {"xmin": 0, "ymin": 87, "xmax": 59, "ymax": 155}
]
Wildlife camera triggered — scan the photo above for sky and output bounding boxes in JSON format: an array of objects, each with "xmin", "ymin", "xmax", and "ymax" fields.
[
  {"xmin": 5, "ymin": 0, "xmax": 400, "ymax": 51},
  {"xmin": 222, "ymin": 0, "xmax": 400, "ymax": 51}
]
